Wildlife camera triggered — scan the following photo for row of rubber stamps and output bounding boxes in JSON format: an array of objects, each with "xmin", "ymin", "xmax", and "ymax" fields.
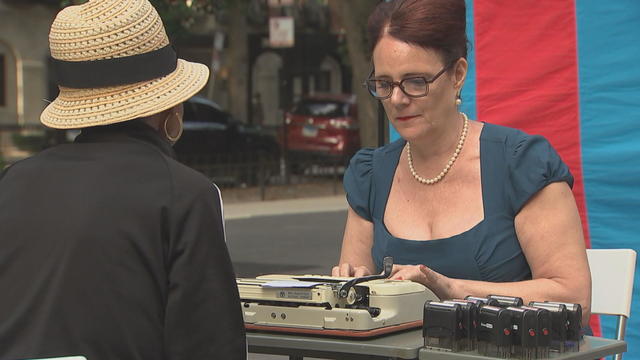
[{"xmin": 423, "ymin": 295, "xmax": 583, "ymax": 359}]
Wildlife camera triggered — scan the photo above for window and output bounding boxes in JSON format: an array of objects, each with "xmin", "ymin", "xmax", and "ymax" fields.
[
  {"xmin": 314, "ymin": 71, "xmax": 331, "ymax": 93},
  {"xmin": 0, "ymin": 54, "xmax": 5, "ymax": 107}
]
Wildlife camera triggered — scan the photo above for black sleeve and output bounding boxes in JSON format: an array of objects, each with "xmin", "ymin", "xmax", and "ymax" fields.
[{"xmin": 164, "ymin": 182, "xmax": 246, "ymax": 360}]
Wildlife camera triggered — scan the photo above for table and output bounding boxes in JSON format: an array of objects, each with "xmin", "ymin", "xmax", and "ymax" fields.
[
  {"xmin": 247, "ymin": 329, "xmax": 423, "ymax": 359},
  {"xmin": 247, "ymin": 330, "xmax": 627, "ymax": 360},
  {"xmin": 418, "ymin": 336, "xmax": 626, "ymax": 360}
]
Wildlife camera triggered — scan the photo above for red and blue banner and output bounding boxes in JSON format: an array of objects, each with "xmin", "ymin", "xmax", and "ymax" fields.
[{"xmin": 389, "ymin": 1, "xmax": 640, "ymax": 354}]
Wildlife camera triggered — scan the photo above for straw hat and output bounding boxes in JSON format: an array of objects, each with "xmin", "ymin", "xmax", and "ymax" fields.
[{"xmin": 41, "ymin": 0, "xmax": 210, "ymax": 129}]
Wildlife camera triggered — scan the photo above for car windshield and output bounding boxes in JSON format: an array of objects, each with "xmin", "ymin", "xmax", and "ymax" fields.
[{"xmin": 292, "ymin": 100, "xmax": 349, "ymax": 117}]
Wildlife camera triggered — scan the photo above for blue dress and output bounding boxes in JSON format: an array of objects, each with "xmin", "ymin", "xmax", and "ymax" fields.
[{"xmin": 343, "ymin": 123, "xmax": 573, "ymax": 282}]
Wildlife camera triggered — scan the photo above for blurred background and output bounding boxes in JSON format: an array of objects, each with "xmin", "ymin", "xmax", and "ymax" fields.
[
  {"xmin": 0, "ymin": 0, "xmax": 381, "ymax": 199},
  {"xmin": 1, "ymin": 1, "xmax": 639, "ymax": 359}
]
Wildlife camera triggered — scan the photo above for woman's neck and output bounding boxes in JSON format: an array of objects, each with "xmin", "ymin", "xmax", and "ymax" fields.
[{"xmin": 407, "ymin": 111, "xmax": 464, "ymax": 161}]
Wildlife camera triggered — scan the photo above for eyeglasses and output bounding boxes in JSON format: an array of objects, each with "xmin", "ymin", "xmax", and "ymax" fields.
[{"xmin": 363, "ymin": 64, "xmax": 451, "ymax": 100}]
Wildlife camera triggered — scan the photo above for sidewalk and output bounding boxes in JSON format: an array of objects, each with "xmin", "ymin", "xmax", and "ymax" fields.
[
  {"xmin": 224, "ymin": 194, "xmax": 347, "ymax": 220},
  {"xmin": 220, "ymin": 179, "xmax": 348, "ymax": 220}
]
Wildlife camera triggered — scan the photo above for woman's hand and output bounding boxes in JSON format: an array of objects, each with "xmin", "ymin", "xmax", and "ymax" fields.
[
  {"xmin": 331, "ymin": 263, "xmax": 373, "ymax": 277},
  {"xmin": 389, "ymin": 264, "xmax": 453, "ymax": 300},
  {"xmin": 332, "ymin": 208, "xmax": 376, "ymax": 278}
]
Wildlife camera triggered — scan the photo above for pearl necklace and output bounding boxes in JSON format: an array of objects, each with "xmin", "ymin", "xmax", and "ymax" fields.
[{"xmin": 407, "ymin": 112, "xmax": 469, "ymax": 185}]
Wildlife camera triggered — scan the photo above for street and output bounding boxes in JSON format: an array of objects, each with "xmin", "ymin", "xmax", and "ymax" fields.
[
  {"xmin": 227, "ymin": 210, "xmax": 347, "ymax": 278},
  {"xmin": 225, "ymin": 208, "xmax": 347, "ymax": 360}
]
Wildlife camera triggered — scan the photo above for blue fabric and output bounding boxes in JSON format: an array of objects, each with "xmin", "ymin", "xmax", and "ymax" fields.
[
  {"xmin": 459, "ymin": 0, "xmax": 478, "ymax": 121},
  {"xmin": 343, "ymin": 148, "xmax": 375, "ymax": 222},
  {"xmin": 576, "ymin": 0, "xmax": 640, "ymax": 349},
  {"xmin": 344, "ymin": 123, "xmax": 572, "ymax": 281}
]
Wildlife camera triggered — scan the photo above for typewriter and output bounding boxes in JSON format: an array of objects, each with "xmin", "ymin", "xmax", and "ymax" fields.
[{"xmin": 237, "ymin": 257, "xmax": 439, "ymax": 337}]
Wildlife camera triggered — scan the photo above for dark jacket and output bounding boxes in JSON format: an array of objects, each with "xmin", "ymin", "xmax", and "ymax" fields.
[{"xmin": 0, "ymin": 122, "xmax": 246, "ymax": 360}]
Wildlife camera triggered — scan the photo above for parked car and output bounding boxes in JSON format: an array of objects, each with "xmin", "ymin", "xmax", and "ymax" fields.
[
  {"xmin": 44, "ymin": 96, "xmax": 279, "ymax": 186},
  {"xmin": 174, "ymin": 96, "xmax": 280, "ymax": 185},
  {"xmin": 280, "ymin": 94, "xmax": 360, "ymax": 166}
]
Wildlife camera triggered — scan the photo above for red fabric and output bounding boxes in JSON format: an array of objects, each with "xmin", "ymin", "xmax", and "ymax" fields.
[{"xmin": 473, "ymin": 0, "xmax": 599, "ymax": 335}]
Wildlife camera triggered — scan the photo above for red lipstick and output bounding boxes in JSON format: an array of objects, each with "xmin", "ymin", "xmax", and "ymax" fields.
[{"xmin": 396, "ymin": 115, "xmax": 418, "ymax": 121}]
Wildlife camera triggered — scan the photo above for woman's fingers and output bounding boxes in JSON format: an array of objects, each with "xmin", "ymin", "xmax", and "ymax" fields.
[
  {"xmin": 390, "ymin": 265, "xmax": 430, "ymax": 284},
  {"xmin": 390, "ymin": 265, "xmax": 413, "ymax": 280},
  {"xmin": 332, "ymin": 264, "xmax": 373, "ymax": 277},
  {"xmin": 332, "ymin": 263, "xmax": 433, "ymax": 278},
  {"xmin": 390, "ymin": 264, "xmax": 408, "ymax": 277},
  {"xmin": 338, "ymin": 263, "xmax": 352, "ymax": 277},
  {"xmin": 418, "ymin": 264, "xmax": 429, "ymax": 276},
  {"xmin": 331, "ymin": 266, "xmax": 340, "ymax": 277},
  {"xmin": 353, "ymin": 266, "xmax": 370, "ymax": 277}
]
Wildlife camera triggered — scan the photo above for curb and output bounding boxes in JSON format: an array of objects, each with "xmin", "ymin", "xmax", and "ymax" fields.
[{"xmin": 223, "ymin": 195, "xmax": 348, "ymax": 220}]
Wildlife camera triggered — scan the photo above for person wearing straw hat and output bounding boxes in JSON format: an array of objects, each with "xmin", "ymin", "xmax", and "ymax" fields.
[{"xmin": 0, "ymin": 0, "xmax": 246, "ymax": 359}]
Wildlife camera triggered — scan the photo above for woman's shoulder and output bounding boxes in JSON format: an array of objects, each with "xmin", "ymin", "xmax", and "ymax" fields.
[
  {"xmin": 348, "ymin": 138, "xmax": 404, "ymax": 174},
  {"xmin": 481, "ymin": 122, "xmax": 531, "ymax": 145},
  {"xmin": 481, "ymin": 122, "xmax": 556, "ymax": 157},
  {"xmin": 343, "ymin": 139, "xmax": 404, "ymax": 221},
  {"xmin": 380, "ymin": 137, "xmax": 406, "ymax": 154},
  {"xmin": 353, "ymin": 137, "xmax": 405, "ymax": 157},
  {"xmin": 165, "ymin": 157, "xmax": 220, "ymax": 191},
  {"xmin": 481, "ymin": 122, "xmax": 573, "ymax": 212}
]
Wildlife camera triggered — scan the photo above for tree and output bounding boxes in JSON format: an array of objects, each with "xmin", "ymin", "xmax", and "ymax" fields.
[
  {"xmin": 226, "ymin": 0, "xmax": 250, "ymax": 123},
  {"xmin": 12, "ymin": 0, "xmax": 215, "ymax": 41},
  {"xmin": 328, "ymin": 0, "xmax": 379, "ymax": 147},
  {"xmin": 2, "ymin": 0, "xmax": 60, "ymax": 6}
]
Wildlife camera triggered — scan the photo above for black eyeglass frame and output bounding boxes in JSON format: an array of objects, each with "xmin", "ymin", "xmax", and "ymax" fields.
[{"xmin": 363, "ymin": 62, "xmax": 454, "ymax": 100}]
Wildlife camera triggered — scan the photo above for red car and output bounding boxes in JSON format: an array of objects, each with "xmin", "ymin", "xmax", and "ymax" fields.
[{"xmin": 280, "ymin": 94, "xmax": 360, "ymax": 164}]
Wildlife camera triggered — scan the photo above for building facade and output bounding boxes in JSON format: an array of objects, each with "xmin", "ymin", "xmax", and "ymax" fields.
[{"xmin": 0, "ymin": 1, "xmax": 56, "ymax": 128}]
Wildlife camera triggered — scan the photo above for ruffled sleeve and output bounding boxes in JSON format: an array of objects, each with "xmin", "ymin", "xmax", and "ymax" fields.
[
  {"xmin": 343, "ymin": 148, "xmax": 375, "ymax": 221},
  {"xmin": 507, "ymin": 133, "xmax": 574, "ymax": 213}
]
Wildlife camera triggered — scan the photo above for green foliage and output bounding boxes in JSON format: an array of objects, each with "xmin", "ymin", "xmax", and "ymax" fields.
[
  {"xmin": 58, "ymin": 0, "xmax": 86, "ymax": 7},
  {"xmin": 10, "ymin": 133, "xmax": 48, "ymax": 153},
  {"xmin": 52, "ymin": 0, "xmax": 221, "ymax": 40},
  {"xmin": 3, "ymin": 0, "xmax": 61, "ymax": 6},
  {"xmin": 153, "ymin": 0, "xmax": 199, "ymax": 40}
]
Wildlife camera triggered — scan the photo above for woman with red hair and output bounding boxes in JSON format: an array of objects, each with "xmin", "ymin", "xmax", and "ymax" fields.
[{"xmin": 333, "ymin": 0, "xmax": 591, "ymax": 325}]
